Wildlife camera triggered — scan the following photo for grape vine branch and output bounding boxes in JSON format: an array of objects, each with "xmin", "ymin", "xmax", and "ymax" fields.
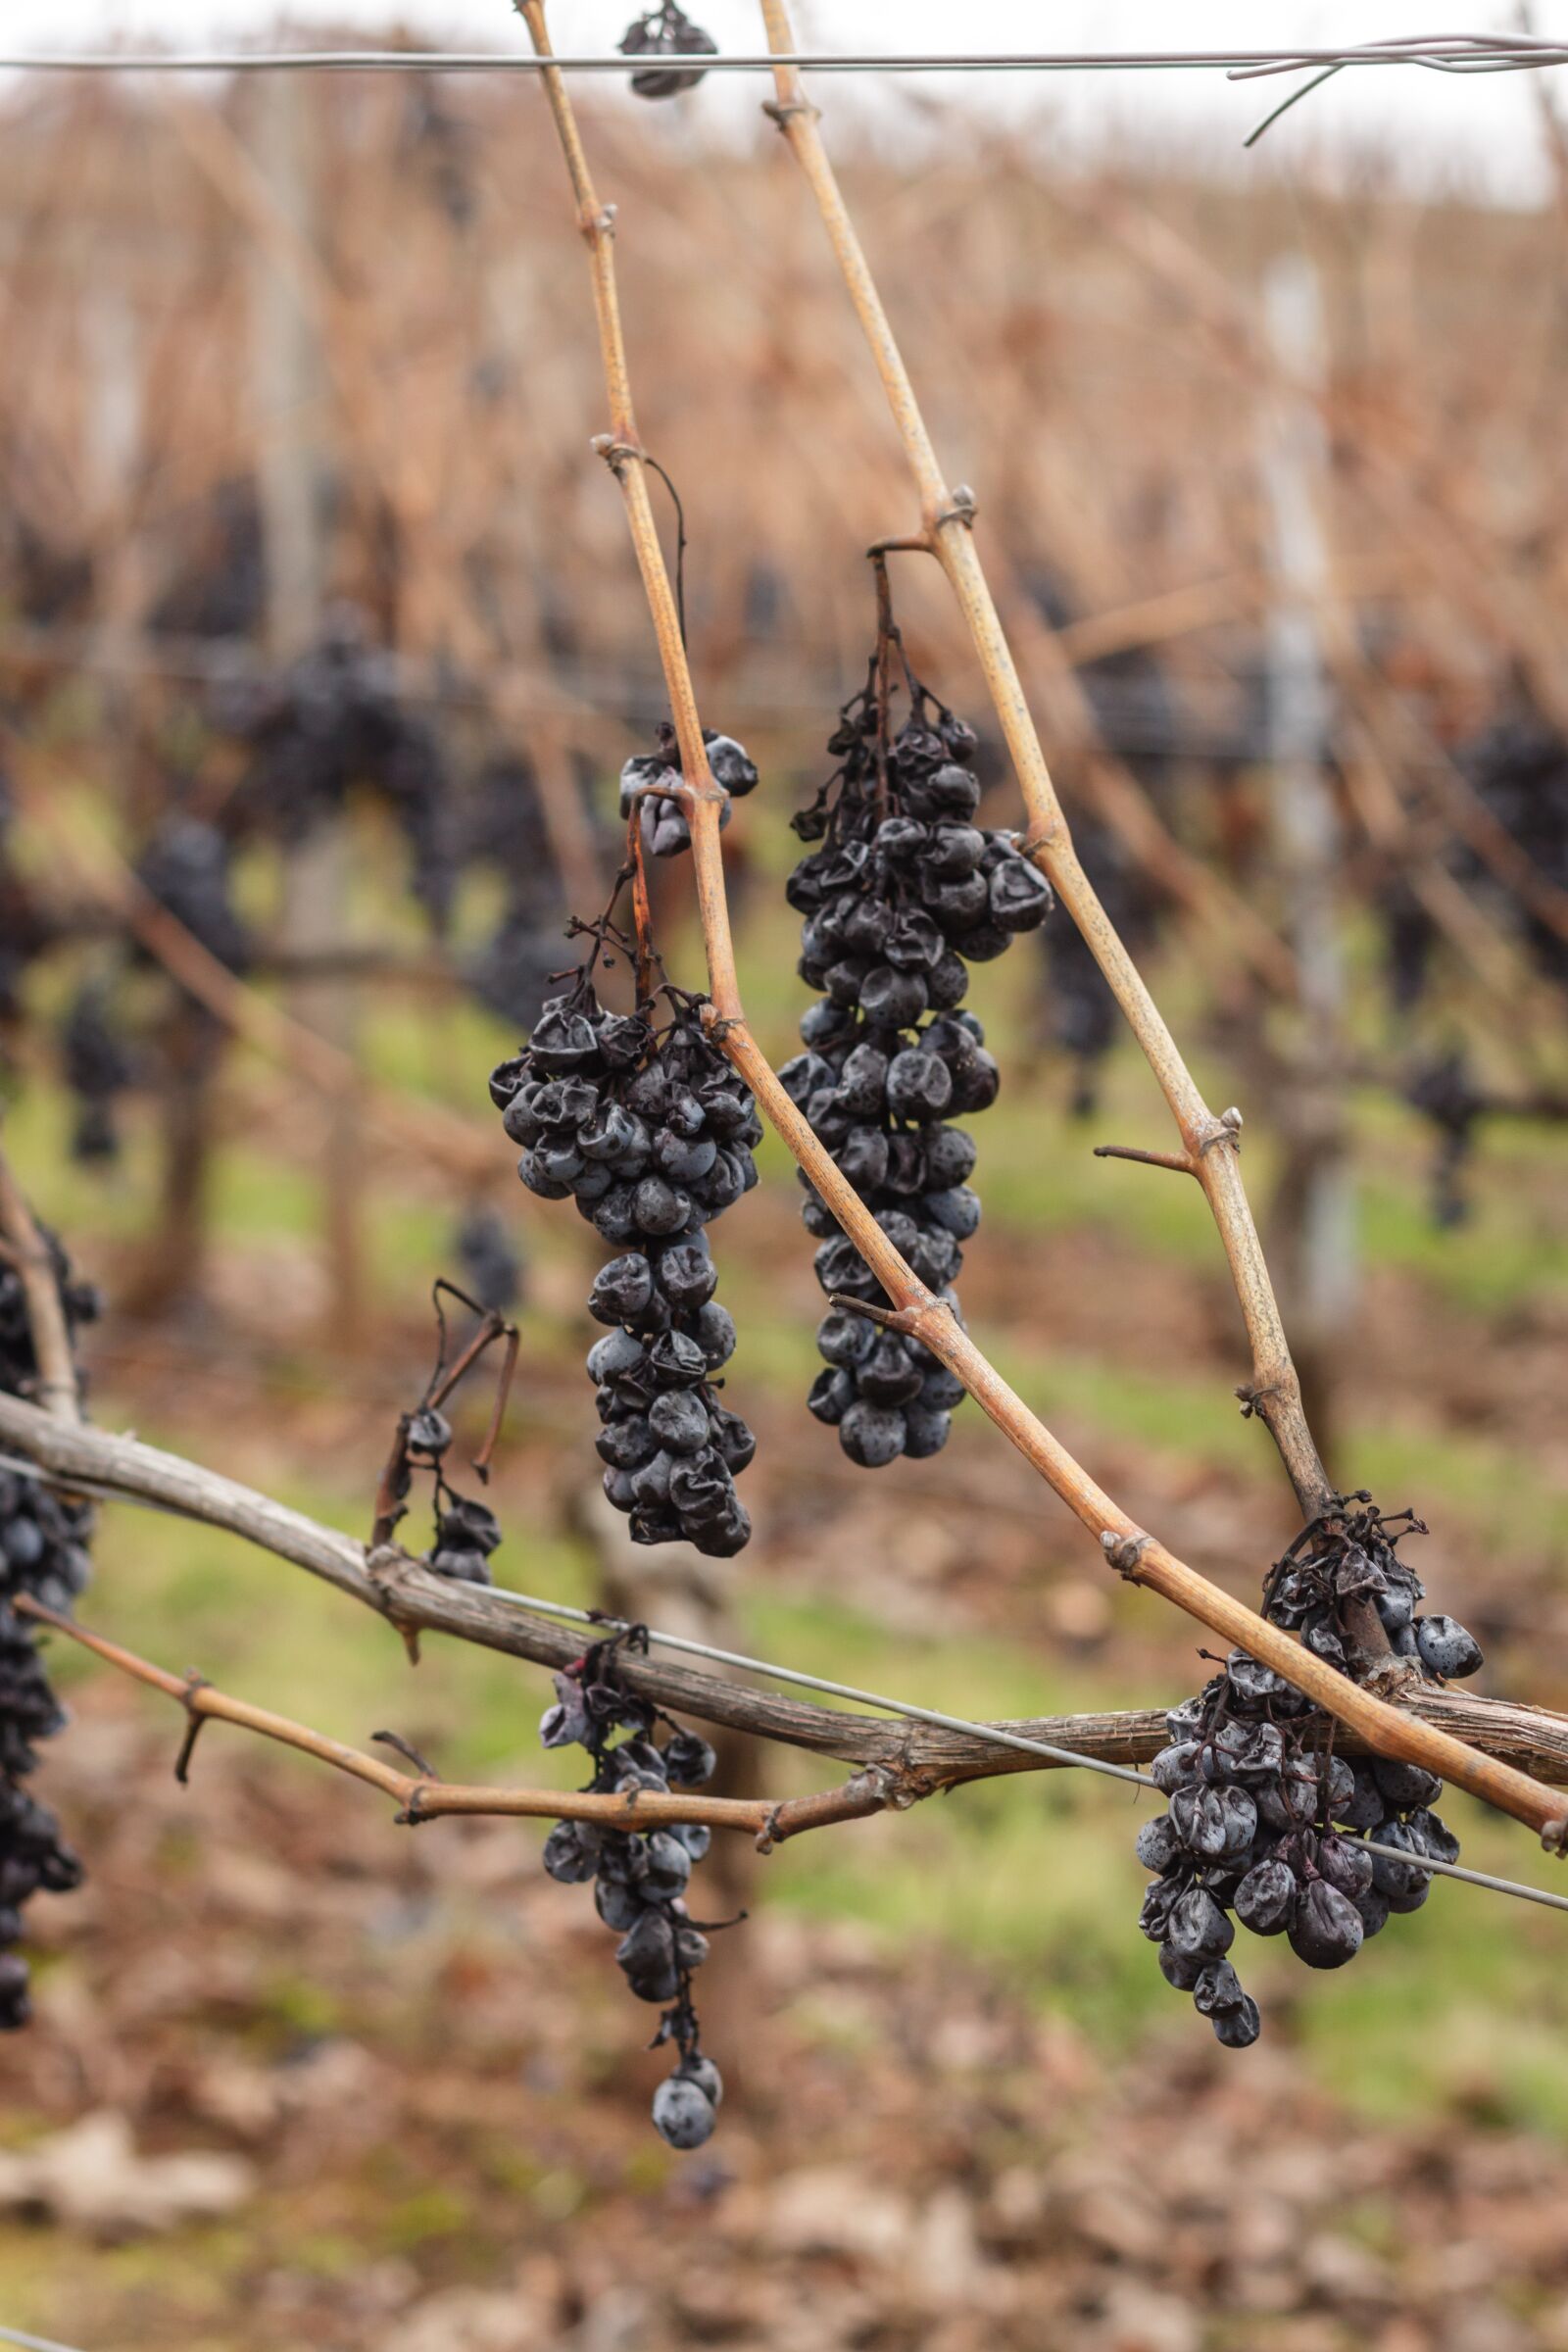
[
  {"xmin": 512, "ymin": 0, "xmax": 1568, "ymax": 1849},
  {"xmin": 3, "ymin": 1385, "xmax": 1568, "ymax": 1798},
  {"xmin": 14, "ymin": 1595, "xmax": 882, "ymax": 1845}
]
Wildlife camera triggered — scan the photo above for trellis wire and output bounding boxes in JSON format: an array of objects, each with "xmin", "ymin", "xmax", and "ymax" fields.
[
  {"xmin": 0, "ymin": 1444, "xmax": 1563, "ymax": 1917},
  {"xmin": 2, "ymin": 40, "xmax": 1567, "ymax": 77}
]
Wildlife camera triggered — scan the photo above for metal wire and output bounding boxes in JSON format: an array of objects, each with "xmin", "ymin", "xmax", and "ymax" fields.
[
  {"xmin": 0, "ymin": 2327, "xmax": 91, "ymax": 2352},
  {"xmin": 0, "ymin": 42, "xmax": 1565, "ymax": 78}
]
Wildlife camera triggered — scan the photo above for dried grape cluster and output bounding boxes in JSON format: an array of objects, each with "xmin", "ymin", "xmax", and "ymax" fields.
[
  {"xmin": 1455, "ymin": 703, "xmax": 1568, "ymax": 991},
  {"xmin": 620, "ymin": 720, "xmax": 759, "ymax": 860},
  {"xmin": 490, "ymin": 963, "xmax": 760, "ymax": 1555},
  {"xmin": 0, "ymin": 771, "xmax": 55, "ymax": 1029},
  {"xmin": 1038, "ymin": 819, "xmax": 1160, "ymax": 1118},
  {"xmin": 378, "ymin": 1296, "xmax": 512, "ymax": 1590},
  {"xmin": 782, "ymin": 632, "xmax": 1051, "ymax": 1466},
  {"xmin": 539, "ymin": 1640, "xmax": 724, "ymax": 2148},
  {"xmin": 1404, "ymin": 1049, "xmax": 1484, "ymax": 1231},
  {"xmin": 463, "ymin": 753, "xmax": 579, "ymax": 1033},
  {"xmin": 618, "ymin": 4, "xmax": 719, "ymax": 99},
  {"xmin": 136, "ymin": 814, "xmax": 253, "ymax": 976},
  {"xmin": 45, "ymin": 646, "xmax": 589, "ymax": 1162},
  {"xmin": 452, "ymin": 1204, "xmax": 525, "ymax": 1316},
  {"xmin": 0, "ymin": 1230, "xmax": 98, "ymax": 2028},
  {"xmin": 1375, "ymin": 697, "xmax": 1568, "ymax": 1225},
  {"xmin": 53, "ymin": 808, "xmax": 252, "ymax": 1167},
  {"xmin": 1138, "ymin": 1499, "xmax": 1481, "ymax": 2046},
  {"xmin": 216, "ymin": 610, "xmax": 455, "ymax": 930},
  {"xmin": 405, "ymin": 1413, "xmax": 504, "ymax": 1589},
  {"xmin": 59, "ymin": 980, "xmax": 134, "ymax": 1165}
]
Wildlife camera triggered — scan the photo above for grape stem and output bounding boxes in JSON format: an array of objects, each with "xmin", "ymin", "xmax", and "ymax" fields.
[{"xmin": 514, "ymin": 0, "xmax": 1568, "ymax": 1850}]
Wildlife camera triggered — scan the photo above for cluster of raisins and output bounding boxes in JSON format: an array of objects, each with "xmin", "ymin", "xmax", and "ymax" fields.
[
  {"xmin": 0, "ymin": 1226, "xmax": 99, "ymax": 2027},
  {"xmin": 782, "ymin": 637, "xmax": 1050, "ymax": 1465},
  {"xmin": 490, "ymin": 972, "xmax": 760, "ymax": 1555},
  {"xmin": 540, "ymin": 1640, "xmax": 724, "ymax": 2147},
  {"xmin": 1139, "ymin": 1500, "xmax": 1481, "ymax": 2045}
]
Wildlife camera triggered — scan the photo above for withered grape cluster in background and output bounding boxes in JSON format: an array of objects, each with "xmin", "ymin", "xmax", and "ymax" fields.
[
  {"xmin": 42, "ymin": 612, "xmax": 594, "ymax": 1181},
  {"xmin": 453, "ymin": 1203, "xmax": 524, "ymax": 1316},
  {"xmin": 782, "ymin": 644, "xmax": 1051, "ymax": 1467},
  {"xmin": 0, "ymin": 1236, "xmax": 98, "ymax": 2029},
  {"xmin": 216, "ymin": 610, "xmax": 455, "ymax": 928},
  {"xmin": 1384, "ymin": 691, "xmax": 1568, "ymax": 1224},
  {"xmin": 539, "ymin": 1641, "xmax": 724, "ymax": 2148},
  {"xmin": 618, "ymin": 3, "xmax": 719, "ymax": 99},
  {"xmin": 490, "ymin": 969, "xmax": 760, "ymax": 1556},
  {"xmin": 1138, "ymin": 1500, "xmax": 1483, "ymax": 2046}
]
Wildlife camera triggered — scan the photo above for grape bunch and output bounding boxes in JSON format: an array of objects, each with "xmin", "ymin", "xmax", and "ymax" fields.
[
  {"xmin": 59, "ymin": 980, "xmax": 134, "ymax": 1166},
  {"xmin": 620, "ymin": 721, "xmax": 759, "ymax": 860},
  {"xmin": 0, "ymin": 770, "xmax": 53, "ymax": 1028},
  {"xmin": 1037, "ymin": 818, "xmax": 1160, "ymax": 1118},
  {"xmin": 1137, "ymin": 1499, "xmax": 1481, "ymax": 2047},
  {"xmin": 216, "ymin": 608, "xmax": 456, "ymax": 931},
  {"xmin": 489, "ymin": 971, "xmax": 760, "ymax": 1555},
  {"xmin": 0, "ymin": 1227, "xmax": 99, "ymax": 2029},
  {"xmin": 539, "ymin": 1639, "xmax": 724, "ymax": 2146},
  {"xmin": 1380, "ymin": 696, "xmax": 1568, "ymax": 1019},
  {"xmin": 51, "ymin": 808, "xmax": 251, "ymax": 1170},
  {"xmin": 135, "ymin": 814, "xmax": 252, "ymax": 977},
  {"xmin": 422, "ymin": 1490, "xmax": 503, "ymax": 1586},
  {"xmin": 617, "ymin": 3, "xmax": 719, "ymax": 99},
  {"xmin": 1455, "ymin": 702, "xmax": 1568, "ymax": 990},
  {"xmin": 781, "ymin": 644, "xmax": 1051, "ymax": 1466},
  {"xmin": 452, "ymin": 1205, "xmax": 525, "ymax": 1315},
  {"xmin": 1404, "ymin": 1049, "xmax": 1484, "ymax": 1230}
]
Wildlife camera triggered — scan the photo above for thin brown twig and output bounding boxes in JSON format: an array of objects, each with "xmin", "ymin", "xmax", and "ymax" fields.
[
  {"xmin": 1093, "ymin": 1144, "xmax": 1195, "ymax": 1176},
  {"xmin": 514, "ymin": 1, "xmax": 1568, "ymax": 1851},
  {"xmin": 15, "ymin": 1594, "xmax": 882, "ymax": 1844}
]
